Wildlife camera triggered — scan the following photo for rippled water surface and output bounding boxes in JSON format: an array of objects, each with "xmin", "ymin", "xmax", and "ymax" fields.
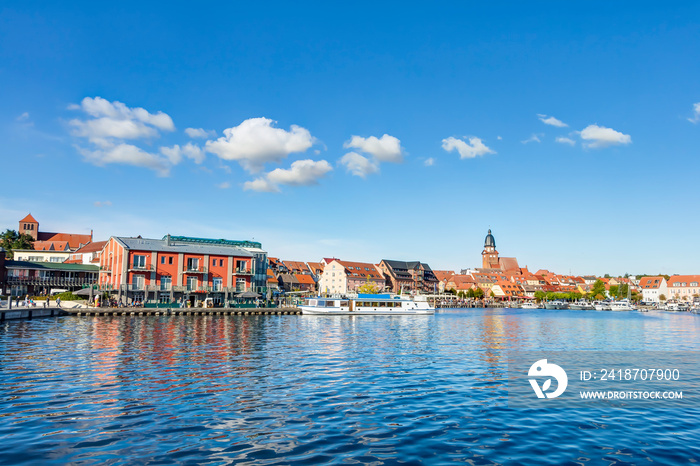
[{"xmin": 1, "ymin": 309, "xmax": 699, "ymax": 465}]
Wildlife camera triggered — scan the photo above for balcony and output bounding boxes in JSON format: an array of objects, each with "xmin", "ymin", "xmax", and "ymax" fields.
[
  {"xmin": 129, "ymin": 264, "xmax": 155, "ymax": 272},
  {"xmin": 184, "ymin": 266, "xmax": 208, "ymax": 274},
  {"xmin": 100, "ymin": 266, "xmax": 112, "ymax": 273},
  {"xmin": 126, "ymin": 284, "xmax": 145, "ymax": 291},
  {"xmin": 7, "ymin": 277, "xmax": 97, "ymax": 287},
  {"xmin": 234, "ymin": 268, "xmax": 253, "ymax": 275}
]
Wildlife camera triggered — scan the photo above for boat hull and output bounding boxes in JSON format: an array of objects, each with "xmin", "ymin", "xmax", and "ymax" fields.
[{"xmin": 300, "ymin": 307, "xmax": 434, "ymax": 315}]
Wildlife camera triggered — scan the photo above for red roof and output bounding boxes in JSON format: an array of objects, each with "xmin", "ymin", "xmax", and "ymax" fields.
[
  {"xmin": 20, "ymin": 213, "xmax": 38, "ymax": 223},
  {"xmin": 37, "ymin": 232, "xmax": 92, "ymax": 249},
  {"xmin": 296, "ymin": 275, "xmax": 316, "ymax": 285},
  {"xmin": 639, "ymin": 277, "xmax": 664, "ymax": 289},
  {"xmin": 336, "ymin": 260, "xmax": 383, "ymax": 279},
  {"xmin": 74, "ymin": 240, "xmax": 107, "ymax": 254}
]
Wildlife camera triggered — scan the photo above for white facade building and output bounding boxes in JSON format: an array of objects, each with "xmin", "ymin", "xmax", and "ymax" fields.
[{"xmin": 639, "ymin": 276, "xmax": 668, "ymax": 303}]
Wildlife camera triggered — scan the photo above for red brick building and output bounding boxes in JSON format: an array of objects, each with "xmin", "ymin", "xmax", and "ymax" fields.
[{"xmin": 99, "ymin": 235, "xmax": 254, "ymax": 306}]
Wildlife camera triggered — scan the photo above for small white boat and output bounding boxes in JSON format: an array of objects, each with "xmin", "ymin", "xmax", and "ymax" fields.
[
  {"xmin": 520, "ymin": 302, "xmax": 540, "ymax": 309},
  {"xmin": 594, "ymin": 301, "xmax": 611, "ymax": 311},
  {"xmin": 609, "ymin": 299, "xmax": 633, "ymax": 311},
  {"xmin": 569, "ymin": 301, "xmax": 595, "ymax": 310},
  {"xmin": 300, "ymin": 293, "xmax": 435, "ymax": 315},
  {"xmin": 544, "ymin": 301, "xmax": 568, "ymax": 310}
]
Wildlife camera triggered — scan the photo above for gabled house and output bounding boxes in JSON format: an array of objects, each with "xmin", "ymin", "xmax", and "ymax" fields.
[
  {"xmin": 378, "ymin": 260, "xmax": 439, "ymax": 294},
  {"xmin": 639, "ymin": 276, "xmax": 668, "ymax": 303}
]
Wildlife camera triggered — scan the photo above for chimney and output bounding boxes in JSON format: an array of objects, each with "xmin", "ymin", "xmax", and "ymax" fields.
[{"xmin": 166, "ymin": 234, "xmax": 171, "ymax": 246}]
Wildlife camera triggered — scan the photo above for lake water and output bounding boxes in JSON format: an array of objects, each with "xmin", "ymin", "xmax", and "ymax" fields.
[{"xmin": 1, "ymin": 309, "xmax": 699, "ymax": 465}]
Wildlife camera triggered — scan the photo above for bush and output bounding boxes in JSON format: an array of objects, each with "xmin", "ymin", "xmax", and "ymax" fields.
[{"xmin": 53, "ymin": 292, "xmax": 83, "ymax": 301}]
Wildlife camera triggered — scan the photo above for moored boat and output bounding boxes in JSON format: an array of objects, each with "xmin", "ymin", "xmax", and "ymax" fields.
[
  {"xmin": 594, "ymin": 301, "xmax": 612, "ymax": 311},
  {"xmin": 300, "ymin": 293, "xmax": 435, "ymax": 315},
  {"xmin": 520, "ymin": 302, "xmax": 540, "ymax": 309},
  {"xmin": 609, "ymin": 299, "xmax": 633, "ymax": 311},
  {"xmin": 569, "ymin": 300, "xmax": 595, "ymax": 310},
  {"xmin": 544, "ymin": 300, "xmax": 569, "ymax": 310}
]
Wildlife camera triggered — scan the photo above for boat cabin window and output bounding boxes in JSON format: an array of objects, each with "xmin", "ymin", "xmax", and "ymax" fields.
[
  {"xmin": 307, "ymin": 299, "xmax": 317, "ymax": 306},
  {"xmin": 326, "ymin": 301, "xmax": 336, "ymax": 307},
  {"xmin": 340, "ymin": 301, "xmax": 349, "ymax": 307},
  {"xmin": 371, "ymin": 302, "xmax": 378, "ymax": 307}
]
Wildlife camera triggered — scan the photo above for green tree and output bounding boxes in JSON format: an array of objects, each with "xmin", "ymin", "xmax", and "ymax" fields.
[
  {"xmin": 472, "ymin": 288, "xmax": 484, "ymax": 299},
  {"xmin": 534, "ymin": 290, "xmax": 547, "ymax": 302},
  {"xmin": 588, "ymin": 280, "xmax": 607, "ymax": 300},
  {"xmin": 0, "ymin": 229, "xmax": 35, "ymax": 259}
]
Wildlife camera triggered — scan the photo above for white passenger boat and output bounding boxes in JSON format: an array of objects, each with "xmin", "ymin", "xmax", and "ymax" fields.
[
  {"xmin": 569, "ymin": 301, "xmax": 595, "ymax": 310},
  {"xmin": 300, "ymin": 293, "xmax": 435, "ymax": 315},
  {"xmin": 520, "ymin": 302, "xmax": 540, "ymax": 309}
]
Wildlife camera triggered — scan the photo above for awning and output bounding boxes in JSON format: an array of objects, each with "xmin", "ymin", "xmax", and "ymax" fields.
[{"xmin": 237, "ymin": 290, "xmax": 261, "ymax": 299}]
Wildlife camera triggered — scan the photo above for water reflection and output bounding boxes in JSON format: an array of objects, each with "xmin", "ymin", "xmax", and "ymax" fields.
[{"xmin": 0, "ymin": 310, "xmax": 699, "ymax": 464}]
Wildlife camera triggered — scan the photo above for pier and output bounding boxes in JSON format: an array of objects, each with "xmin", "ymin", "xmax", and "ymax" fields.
[{"xmin": 1, "ymin": 307, "xmax": 301, "ymax": 321}]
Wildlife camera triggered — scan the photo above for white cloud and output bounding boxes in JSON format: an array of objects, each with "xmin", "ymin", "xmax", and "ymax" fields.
[
  {"xmin": 441, "ymin": 136, "xmax": 495, "ymax": 159},
  {"xmin": 689, "ymin": 102, "xmax": 700, "ymax": 123},
  {"xmin": 16, "ymin": 112, "xmax": 30, "ymax": 121},
  {"xmin": 94, "ymin": 201, "xmax": 112, "ymax": 207},
  {"xmin": 69, "ymin": 97, "xmax": 174, "ymax": 144},
  {"xmin": 555, "ymin": 136, "xmax": 576, "ymax": 146},
  {"xmin": 243, "ymin": 178, "xmax": 279, "ymax": 193},
  {"xmin": 160, "ymin": 143, "xmax": 205, "ymax": 164},
  {"xmin": 579, "ymin": 124, "xmax": 632, "ymax": 149},
  {"xmin": 78, "ymin": 143, "xmax": 173, "ymax": 177},
  {"xmin": 521, "ymin": 134, "xmax": 542, "ymax": 144},
  {"xmin": 185, "ymin": 127, "xmax": 216, "ymax": 138},
  {"xmin": 244, "ymin": 159, "xmax": 332, "ymax": 192},
  {"xmin": 217, "ymin": 182, "xmax": 231, "ymax": 189},
  {"xmin": 205, "ymin": 117, "xmax": 314, "ymax": 172},
  {"xmin": 497, "ymin": 136, "xmax": 502, "ymax": 140},
  {"xmin": 424, "ymin": 157, "xmax": 435, "ymax": 166},
  {"xmin": 339, "ymin": 152, "xmax": 379, "ymax": 178},
  {"xmin": 267, "ymin": 159, "xmax": 332, "ymax": 186},
  {"xmin": 343, "ymin": 134, "xmax": 403, "ymax": 163},
  {"xmin": 538, "ymin": 114, "xmax": 568, "ymax": 127}
]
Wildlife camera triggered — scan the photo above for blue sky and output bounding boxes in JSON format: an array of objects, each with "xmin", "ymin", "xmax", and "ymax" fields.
[{"xmin": 1, "ymin": 2, "xmax": 699, "ymax": 275}]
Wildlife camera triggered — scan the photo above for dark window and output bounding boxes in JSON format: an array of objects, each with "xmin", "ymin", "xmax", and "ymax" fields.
[{"xmin": 169, "ymin": 257, "xmax": 173, "ymax": 265}]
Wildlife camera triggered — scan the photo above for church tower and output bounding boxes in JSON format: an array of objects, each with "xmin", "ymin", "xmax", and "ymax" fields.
[
  {"xmin": 19, "ymin": 213, "xmax": 39, "ymax": 241},
  {"xmin": 481, "ymin": 229, "xmax": 499, "ymax": 269}
]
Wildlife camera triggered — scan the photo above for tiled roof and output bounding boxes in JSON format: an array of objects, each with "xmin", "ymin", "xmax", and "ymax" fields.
[
  {"xmin": 74, "ymin": 241, "xmax": 108, "ymax": 254},
  {"xmin": 20, "ymin": 213, "xmax": 38, "ymax": 223},
  {"xmin": 282, "ymin": 260, "xmax": 309, "ymax": 273},
  {"xmin": 34, "ymin": 241, "xmax": 71, "ymax": 251},
  {"xmin": 37, "ymin": 232, "xmax": 92, "ymax": 249},
  {"xmin": 337, "ymin": 260, "xmax": 383, "ymax": 279},
  {"xmin": 433, "ymin": 270, "xmax": 455, "ymax": 282},
  {"xmin": 639, "ymin": 277, "xmax": 664, "ymax": 289},
  {"xmin": 498, "ymin": 257, "xmax": 520, "ymax": 272},
  {"xmin": 296, "ymin": 275, "xmax": 316, "ymax": 285},
  {"xmin": 668, "ymin": 275, "xmax": 700, "ymax": 287}
]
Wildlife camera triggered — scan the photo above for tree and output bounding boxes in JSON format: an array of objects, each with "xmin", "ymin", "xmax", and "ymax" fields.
[
  {"xmin": 588, "ymin": 280, "xmax": 607, "ymax": 301},
  {"xmin": 659, "ymin": 294, "xmax": 666, "ymax": 301},
  {"xmin": 471, "ymin": 288, "xmax": 484, "ymax": 299},
  {"xmin": 534, "ymin": 290, "xmax": 547, "ymax": 302},
  {"xmin": 357, "ymin": 276, "xmax": 380, "ymax": 294},
  {"xmin": 0, "ymin": 229, "xmax": 35, "ymax": 259}
]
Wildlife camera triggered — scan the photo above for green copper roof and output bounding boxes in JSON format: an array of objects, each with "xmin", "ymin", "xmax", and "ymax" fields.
[
  {"xmin": 164, "ymin": 235, "xmax": 262, "ymax": 249},
  {"xmin": 5, "ymin": 261, "xmax": 99, "ymax": 271}
]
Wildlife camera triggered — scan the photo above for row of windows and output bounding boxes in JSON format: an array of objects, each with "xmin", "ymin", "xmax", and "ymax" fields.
[
  {"xmin": 135, "ymin": 255, "xmax": 248, "ymax": 269},
  {"xmin": 671, "ymin": 282, "xmax": 699, "ymax": 287}
]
